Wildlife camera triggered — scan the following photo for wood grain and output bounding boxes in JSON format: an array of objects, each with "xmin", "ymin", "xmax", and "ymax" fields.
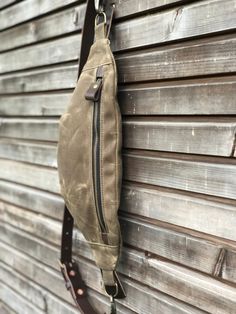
[
  {"xmin": 113, "ymin": 0, "xmax": 236, "ymax": 51},
  {"xmin": 110, "ymin": 0, "xmax": 188, "ymax": 18},
  {"xmin": 0, "ymin": 159, "xmax": 60, "ymax": 192},
  {"xmin": 2, "ymin": 0, "xmax": 236, "ymax": 53},
  {"xmin": 1, "ymin": 139, "xmax": 236, "ymax": 198},
  {"xmin": 0, "ymin": 263, "xmax": 46, "ymax": 311},
  {"xmin": 117, "ymin": 34, "xmax": 236, "ymax": 82},
  {"xmin": 0, "ymin": 93, "xmax": 71, "ymax": 116},
  {"xmin": 121, "ymin": 183, "xmax": 236, "ymax": 242},
  {"xmin": 0, "ymin": 64, "xmax": 77, "ymax": 93},
  {"xmin": 1, "ymin": 222, "xmax": 236, "ymax": 313},
  {"xmin": 1, "ymin": 76, "xmax": 236, "ymax": 116},
  {"xmin": 0, "ymin": 239, "xmax": 200, "ymax": 314},
  {"xmin": 1, "ymin": 178, "xmax": 236, "ymax": 242},
  {"xmin": 0, "ymin": 0, "xmax": 20, "ymax": 9},
  {"xmin": 0, "ymin": 282, "xmax": 44, "ymax": 314},
  {"xmin": 124, "ymin": 151, "xmax": 236, "ymax": 200},
  {"xmin": 0, "ymin": 4, "xmax": 85, "ymax": 52},
  {"xmin": 0, "ymin": 0, "xmax": 236, "ymax": 313},
  {"xmin": 0, "ymin": 0, "xmax": 81, "ymax": 31},
  {"xmin": 1, "ymin": 118, "xmax": 235, "ymax": 156},
  {"xmin": 118, "ymin": 77, "xmax": 236, "ymax": 115},
  {"xmin": 0, "ymin": 34, "xmax": 81, "ymax": 74},
  {"xmin": 0, "ymin": 302, "xmax": 17, "ymax": 314},
  {"xmin": 123, "ymin": 118, "xmax": 236, "ymax": 156},
  {"xmin": 0, "ymin": 200, "xmax": 228, "ymax": 276},
  {"xmin": 1, "ymin": 148, "xmax": 236, "ymax": 200}
]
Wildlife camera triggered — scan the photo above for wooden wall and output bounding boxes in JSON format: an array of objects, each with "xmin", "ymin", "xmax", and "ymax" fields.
[{"xmin": 0, "ymin": 0, "xmax": 236, "ymax": 313}]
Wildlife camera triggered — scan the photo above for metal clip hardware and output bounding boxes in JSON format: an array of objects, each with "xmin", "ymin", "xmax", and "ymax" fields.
[{"xmin": 95, "ymin": 0, "xmax": 104, "ymax": 13}]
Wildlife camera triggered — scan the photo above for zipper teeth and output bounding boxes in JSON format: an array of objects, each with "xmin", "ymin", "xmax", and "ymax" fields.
[{"xmin": 92, "ymin": 83, "xmax": 108, "ymax": 235}]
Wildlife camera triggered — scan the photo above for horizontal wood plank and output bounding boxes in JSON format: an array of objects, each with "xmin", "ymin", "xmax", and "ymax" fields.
[
  {"xmin": 0, "ymin": 93, "xmax": 70, "ymax": 116},
  {"xmin": 2, "ymin": 0, "xmax": 236, "ymax": 54},
  {"xmin": 1, "ymin": 222, "xmax": 236, "ymax": 313},
  {"xmin": 0, "ymin": 35, "xmax": 81, "ymax": 74},
  {"xmin": 0, "ymin": 180, "xmax": 63, "ymax": 220},
  {"xmin": 0, "ymin": 140, "xmax": 57, "ymax": 166},
  {"xmin": 111, "ymin": 0, "xmax": 189, "ymax": 18},
  {"xmin": 0, "ymin": 0, "xmax": 19, "ymax": 10},
  {"xmin": 117, "ymin": 34, "xmax": 236, "ymax": 82},
  {"xmin": 118, "ymin": 77, "xmax": 236, "ymax": 115},
  {"xmin": 0, "ymin": 159, "xmax": 60, "ymax": 192},
  {"xmin": 1, "ymin": 33, "xmax": 236, "ymax": 79},
  {"xmin": 0, "ymin": 0, "xmax": 81, "ymax": 31},
  {"xmin": 1, "ymin": 178, "xmax": 236, "ymax": 242},
  {"xmin": 0, "ymin": 263, "xmax": 46, "ymax": 311},
  {"xmin": 123, "ymin": 118, "xmax": 236, "ymax": 156},
  {"xmin": 121, "ymin": 183, "xmax": 236, "ymax": 242},
  {"xmin": 1, "ymin": 118, "xmax": 235, "ymax": 156},
  {"xmin": 1, "ymin": 149, "xmax": 236, "ymax": 200},
  {"xmin": 0, "ymin": 239, "xmax": 198, "ymax": 314},
  {"xmin": 0, "ymin": 302, "xmax": 17, "ymax": 314},
  {"xmin": 1, "ymin": 34, "xmax": 236, "ymax": 92},
  {"xmin": 0, "ymin": 65, "xmax": 77, "ymax": 93},
  {"xmin": 0, "ymin": 263, "xmax": 88, "ymax": 314},
  {"xmin": 113, "ymin": 0, "xmax": 236, "ymax": 51},
  {"xmin": 0, "ymin": 120, "xmax": 58, "ymax": 141},
  {"xmin": 0, "ymin": 4, "xmax": 85, "ymax": 52},
  {"xmin": 1, "ymin": 76, "xmax": 236, "ymax": 116},
  {"xmin": 222, "ymin": 250, "xmax": 236, "ymax": 283},
  {"xmin": 0, "ymin": 282, "xmax": 44, "ymax": 314},
  {"xmin": 0, "ymin": 200, "xmax": 226, "ymax": 276},
  {"xmin": 0, "ymin": 237, "xmax": 134, "ymax": 314},
  {"xmin": 124, "ymin": 151, "xmax": 236, "ymax": 200}
]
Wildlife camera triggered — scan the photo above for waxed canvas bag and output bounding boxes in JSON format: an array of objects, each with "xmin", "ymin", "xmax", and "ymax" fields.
[{"xmin": 57, "ymin": 1, "xmax": 126, "ymax": 313}]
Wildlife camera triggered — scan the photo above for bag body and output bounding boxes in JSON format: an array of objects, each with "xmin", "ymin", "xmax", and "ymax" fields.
[{"xmin": 57, "ymin": 15, "xmax": 125, "ymax": 307}]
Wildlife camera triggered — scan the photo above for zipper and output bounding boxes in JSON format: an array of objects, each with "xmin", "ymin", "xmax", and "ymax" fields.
[{"xmin": 86, "ymin": 66, "xmax": 109, "ymax": 244}]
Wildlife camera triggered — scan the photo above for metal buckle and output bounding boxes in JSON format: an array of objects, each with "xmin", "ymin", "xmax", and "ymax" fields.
[
  {"xmin": 105, "ymin": 282, "xmax": 119, "ymax": 298},
  {"xmin": 95, "ymin": 11, "xmax": 107, "ymax": 26}
]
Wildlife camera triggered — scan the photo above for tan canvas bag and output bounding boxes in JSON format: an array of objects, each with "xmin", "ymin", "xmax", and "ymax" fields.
[{"xmin": 57, "ymin": 1, "xmax": 126, "ymax": 313}]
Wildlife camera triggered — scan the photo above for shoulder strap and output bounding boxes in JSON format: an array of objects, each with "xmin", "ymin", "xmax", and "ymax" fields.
[
  {"xmin": 59, "ymin": 2, "xmax": 121, "ymax": 313},
  {"xmin": 77, "ymin": 0, "xmax": 97, "ymax": 78}
]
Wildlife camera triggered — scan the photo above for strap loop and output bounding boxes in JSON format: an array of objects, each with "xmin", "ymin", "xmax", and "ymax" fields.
[{"xmin": 95, "ymin": 11, "xmax": 107, "ymax": 26}]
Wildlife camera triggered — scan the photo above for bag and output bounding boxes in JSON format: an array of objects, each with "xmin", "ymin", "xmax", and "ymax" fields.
[{"xmin": 57, "ymin": 1, "xmax": 126, "ymax": 313}]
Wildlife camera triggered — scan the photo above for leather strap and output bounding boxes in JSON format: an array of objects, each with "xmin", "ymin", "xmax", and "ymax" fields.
[
  {"xmin": 60, "ymin": 206, "xmax": 97, "ymax": 314},
  {"xmin": 60, "ymin": 1, "xmax": 125, "ymax": 313}
]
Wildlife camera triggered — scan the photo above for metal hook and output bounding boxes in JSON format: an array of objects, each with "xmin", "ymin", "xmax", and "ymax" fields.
[{"xmin": 94, "ymin": 0, "xmax": 104, "ymax": 13}]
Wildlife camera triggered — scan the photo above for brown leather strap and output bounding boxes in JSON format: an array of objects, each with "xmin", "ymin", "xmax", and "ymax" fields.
[
  {"xmin": 60, "ymin": 206, "xmax": 97, "ymax": 314},
  {"xmin": 60, "ymin": 1, "xmax": 125, "ymax": 313},
  {"xmin": 77, "ymin": 0, "xmax": 97, "ymax": 79}
]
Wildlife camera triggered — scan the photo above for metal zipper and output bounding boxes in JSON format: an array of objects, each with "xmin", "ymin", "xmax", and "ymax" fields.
[{"xmin": 91, "ymin": 66, "xmax": 109, "ymax": 244}]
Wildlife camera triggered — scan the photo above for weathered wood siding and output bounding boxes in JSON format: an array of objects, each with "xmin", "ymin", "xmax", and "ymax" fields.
[{"xmin": 0, "ymin": 0, "xmax": 236, "ymax": 313}]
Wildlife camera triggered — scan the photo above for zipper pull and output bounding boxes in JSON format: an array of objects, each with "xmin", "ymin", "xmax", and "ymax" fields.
[{"xmin": 85, "ymin": 78, "xmax": 103, "ymax": 102}]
